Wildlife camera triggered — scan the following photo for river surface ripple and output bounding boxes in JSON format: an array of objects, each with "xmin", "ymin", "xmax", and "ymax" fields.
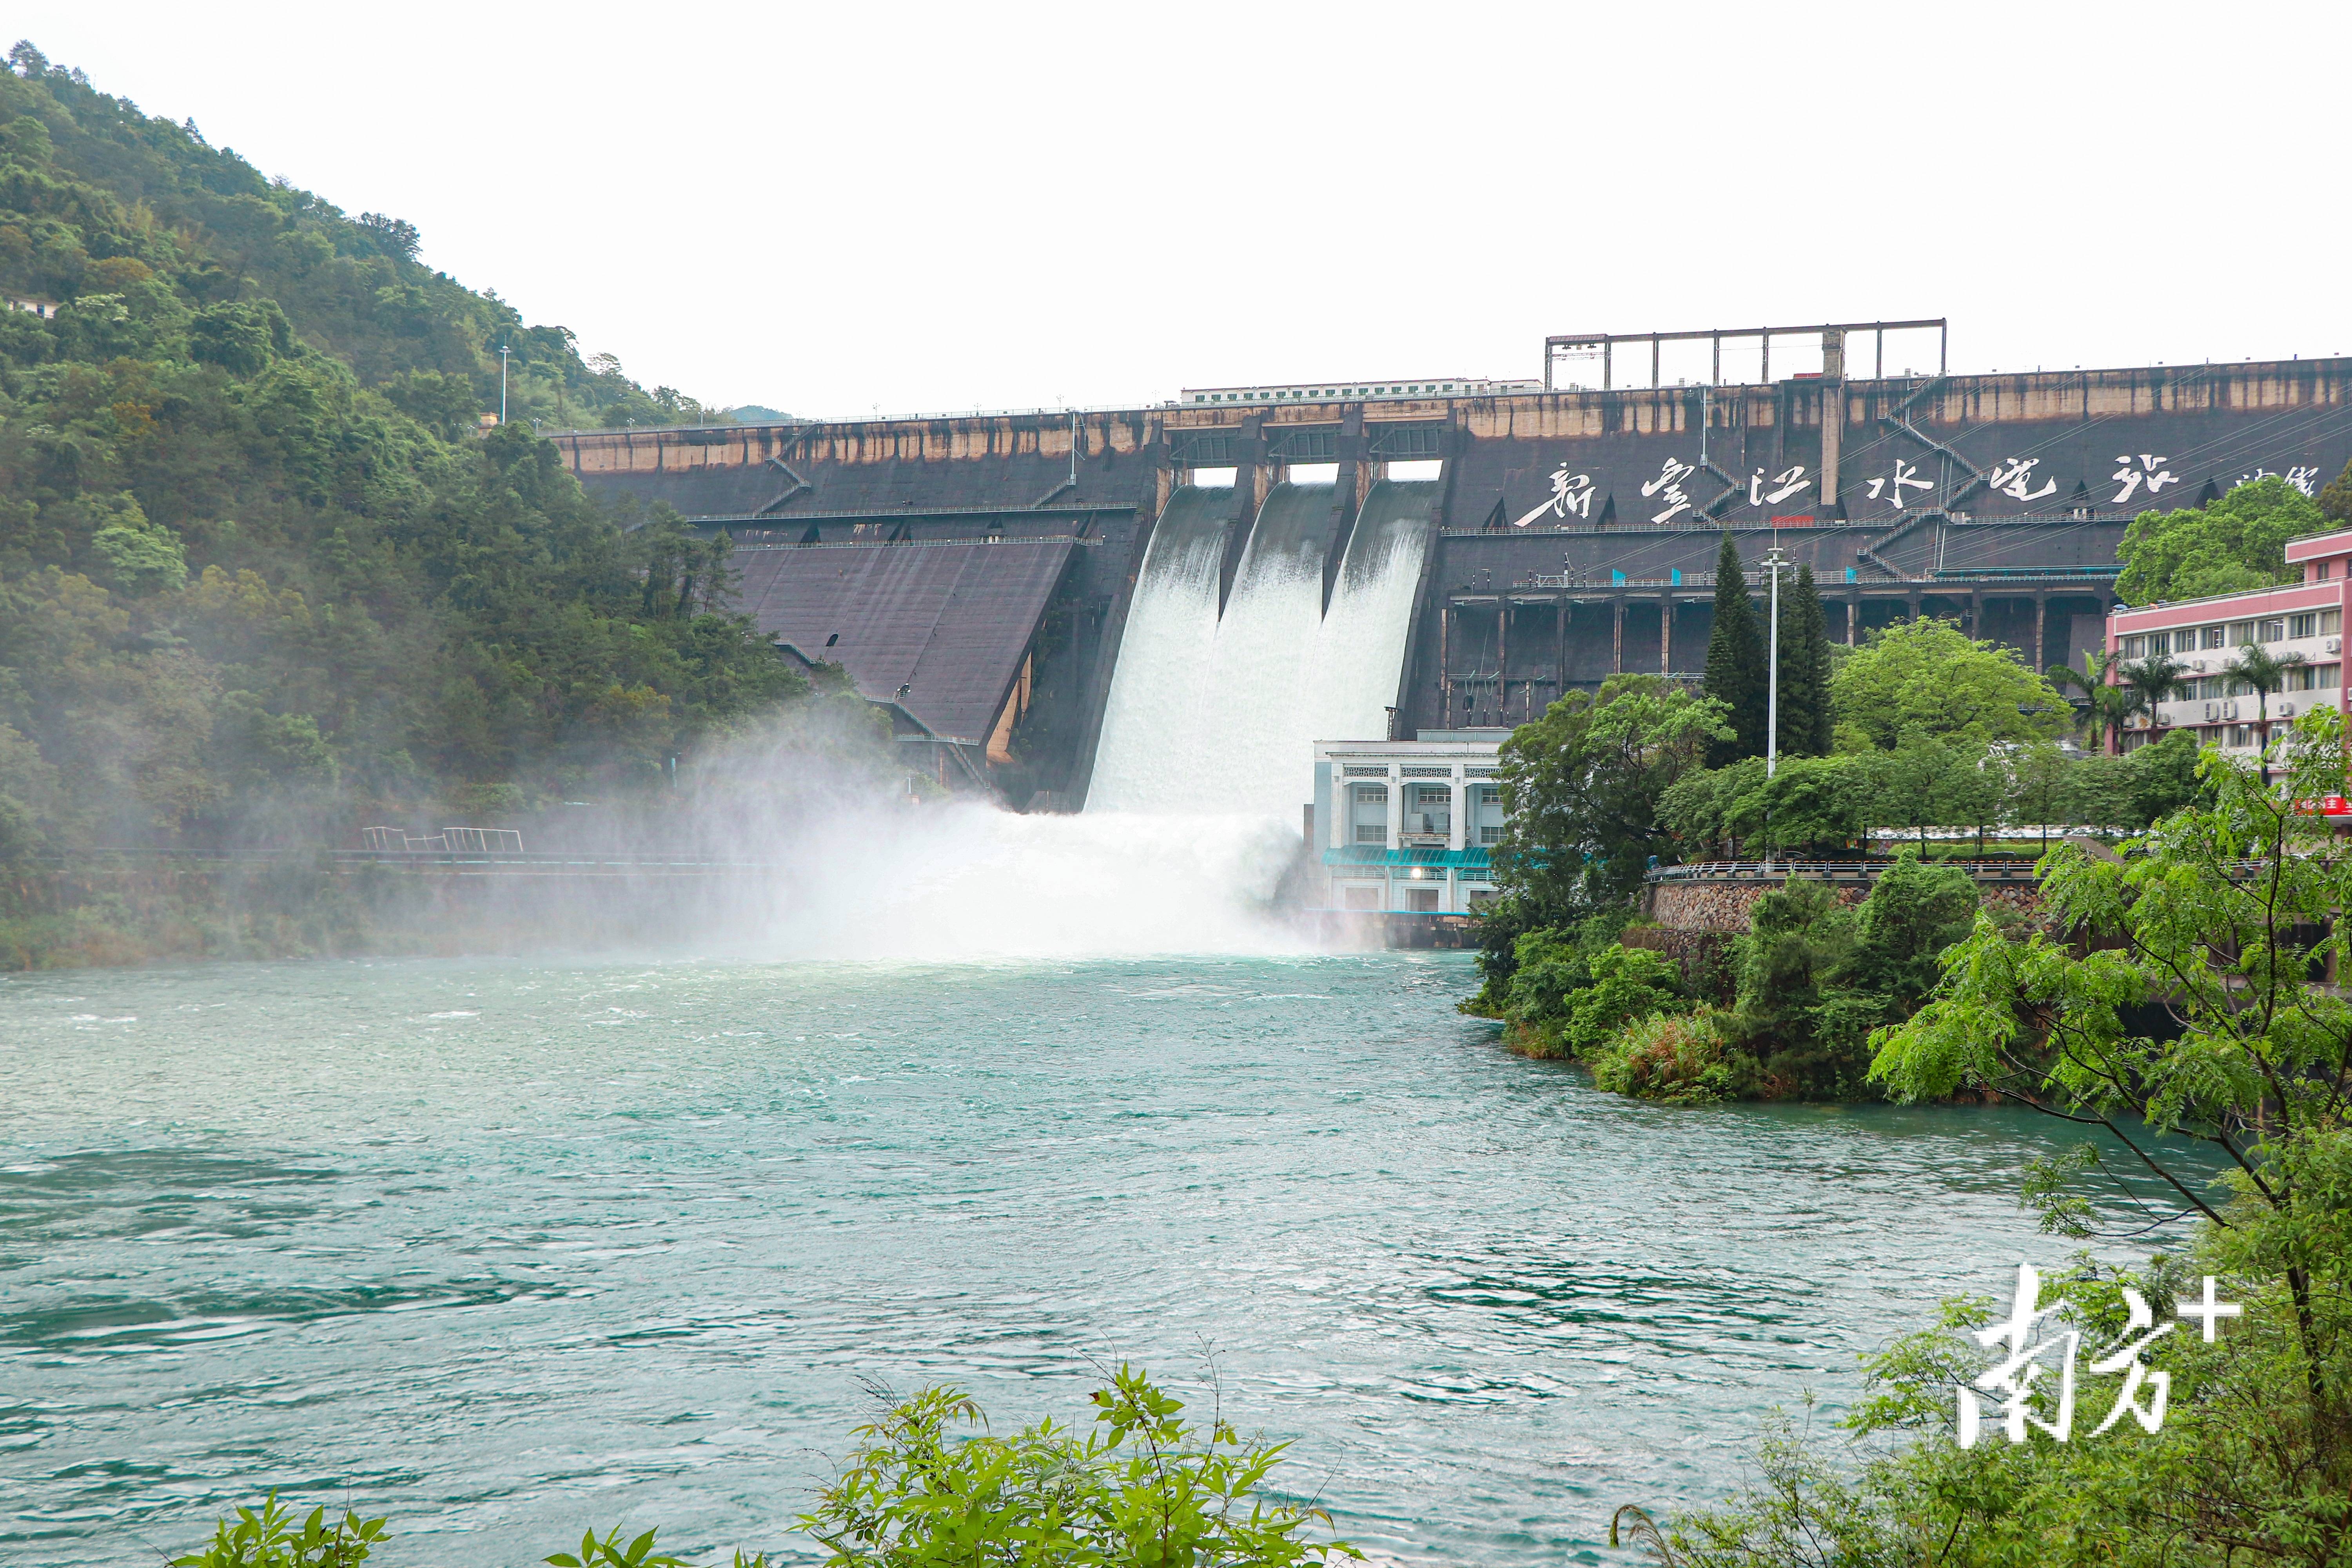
[{"xmin": 1, "ymin": 953, "xmax": 2089, "ymax": 1565}]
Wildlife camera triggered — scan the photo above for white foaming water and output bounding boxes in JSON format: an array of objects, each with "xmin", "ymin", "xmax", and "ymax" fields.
[
  {"xmin": 1083, "ymin": 488, "xmax": 1230, "ymax": 814},
  {"xmin": 1087, "ymin": 481, "xmax": 1436, "ymax": 820},
  {"xmin": 755, "ymin": 800, "xmax": 1306, "ymax": 960},
  {"xmin": 1301, "ymin": 485, "xmax": 1436, "ymax": 755}
]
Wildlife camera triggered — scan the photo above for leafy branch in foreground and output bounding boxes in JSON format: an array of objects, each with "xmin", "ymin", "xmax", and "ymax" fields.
[
  {"xmin": 802, "ymin": 1364, "xmax": 1358, "ymax": 1568},
  {"xmin": 169, "ymin": 1493, "xmax": 387, "ymax": 1568},
  {"xmin": 178, "ymin": 1366, "xmax": 1342, "ymax": 1568}
]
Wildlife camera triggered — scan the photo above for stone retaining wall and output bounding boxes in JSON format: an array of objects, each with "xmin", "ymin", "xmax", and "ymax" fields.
[{"xmin": 1643, "ymin": 870, "xmax": 2048, "ymax": 934}]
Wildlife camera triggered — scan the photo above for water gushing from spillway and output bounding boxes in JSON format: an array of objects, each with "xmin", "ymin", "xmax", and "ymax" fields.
[{"xmin": 1086, "ymin": 481, "xmax": 1437, "ymax": 819}]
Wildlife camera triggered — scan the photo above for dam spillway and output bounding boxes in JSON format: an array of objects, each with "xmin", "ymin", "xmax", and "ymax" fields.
[
  {"xmin": 1086, "ymin": 480, "xmax": 1439, "ymax": 816},
  {"xmin": 556, "ymin": 357, "xmax": 2352, "ymax": 814}
]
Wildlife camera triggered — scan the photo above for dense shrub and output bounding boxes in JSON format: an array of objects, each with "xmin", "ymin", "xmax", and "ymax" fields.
[
  {"xmin": 1590, "ymin": 1009, "xmax": 1733, "ymax": 1104},
  {"xmin": 1503, "ymin": 936, "xmax": 1681, "ymax": 1060}
]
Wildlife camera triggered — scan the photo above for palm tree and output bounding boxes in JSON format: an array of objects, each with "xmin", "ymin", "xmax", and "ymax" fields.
[
  {"xmin": 2047, "ymin": 650, "xmax": 2135, "ymax": 754},
  {"xmin": 2227, "ymin": 642, "xmax": 2310, "ymax": 785},
  {"xmin": 2116, "ymin": 653, "xmax": 2189, "ymax": 734}
]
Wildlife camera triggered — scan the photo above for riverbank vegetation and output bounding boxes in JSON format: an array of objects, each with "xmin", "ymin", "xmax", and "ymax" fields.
[
  {"xmin": 1608, "ymin": 710, "xmax": 2352, "ymax": 1565},
  {"xmin": 1470, "ymin": 473, "xmax": 2347, "ymax": 1104},
  {"xmin": 0, "ymin": 44, "xmax": 863, "ymax": 965},
  {"xmin": 165, "ymin": 1366, "xmax": 1356, "ymax": 1568}
]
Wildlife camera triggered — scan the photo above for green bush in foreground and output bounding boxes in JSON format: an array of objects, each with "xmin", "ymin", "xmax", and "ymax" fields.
[
  {"xmin": 170, "ymin": 1494, "xmax": 387, "ymax": 1567},
  {"xmin": 171, "ymin": 1367, "xmax": 1352, "ymax": 1568}
]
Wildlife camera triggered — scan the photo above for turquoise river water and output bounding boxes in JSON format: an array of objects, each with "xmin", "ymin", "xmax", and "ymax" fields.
[{"xmin": 1, "ymin": 953, "xmax": 2104, "ymax": 1565}]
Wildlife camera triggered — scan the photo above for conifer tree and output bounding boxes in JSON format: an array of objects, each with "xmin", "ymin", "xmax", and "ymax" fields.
[
  {"xmin": 1702, "ymin": 532, "xmax": 1766, "ymax": 764},
  {"xmin": 1773, "ymin": 563, "xmax": 1835, "ymax": 757}
]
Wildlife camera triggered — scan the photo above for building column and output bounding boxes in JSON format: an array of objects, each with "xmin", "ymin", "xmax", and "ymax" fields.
[
  {"xmin": 1497, "ymin": 603, "xmax": 1510, "ymax": 721},
  {"xmin": 1612, "ymin": 599, "xmax": 1625, "ymax": 673},
  {"xmin": 1448, "ymin": 770, "xmax": 1466, "ymax": 852},
  {"xmin": 1385, "ymin": 768, "xmax": 1403, "ymax": 848},
  {"xmin": 2034, "ymin": 593, "xmax": 2049, "ymax": 671},
  {"xmin": 1555, "ymin": 601, "xmax": 1567, "ymax": 699},
  {"xmin": 1328, "ymin": 766, "xmax": 1345, "ymax": 850},
  {"xmin": 1846, "ymin": 598, "xmax": 1859, "ymax": 645},
  {"xmin": 1906, "ymin": 592, "xmax": 1922, "ymax": 622},
  {"xmin": 1438, "ymin": 605, "xmax": 1452, "ymax": 720},
  {"xmin": 1660, "ymin": 597, "xmax": 1673, "ymax": 675},
  {"xmin": 1818, "ymin": 332, "xmax": 1845, "ymax": 515},
  {"xmin": 1968, "ymin": 590, "xmax": 1983, "ymax": 637}
]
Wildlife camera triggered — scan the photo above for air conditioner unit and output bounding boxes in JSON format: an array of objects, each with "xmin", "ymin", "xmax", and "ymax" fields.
[
  {"xmin": 2280, "ymin": 702, "xmax": 2297, "ymax": 717},
  {"xmin": 2204, "ymin": 701, "xmax": 2218, "ymax": 721},
  {"xmin": 2223, "ymin": 699, "xmax": 2240, "ymax": 720},
  {"xmin": 2189, "ymin": 657, "xmax": 2208, "ymax": 672},
  {"xmin": 2329, "ymin": 637, "xmax": 2342, "ymax": 655}
]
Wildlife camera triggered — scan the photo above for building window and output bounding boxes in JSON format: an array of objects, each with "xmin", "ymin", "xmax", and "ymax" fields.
[
  {"xmin": 1408, "ymin": 887, "xmax": 1440, "ymax": 912},
  {"xmin": 2314, "ymin": 561, "xmax": 2332, "ymax": 581},
  {"xmin": 1480, "ymin": 825, "xmax": 1505, "ymax": 845},
  {"xmin": 2203, "ymin": 625, "xmax": 2227, "ymax": 648},
  {"xmin": 2123, "ymin": 635, "xmax": 2146, "ymax": 657},
  {"xmin": 2293, "ymin": 612, "xmax": 2319, "ymax": 639},
  {"xmin": 1353, "ymin": 784, "xmax": 1387, "ymax": 803},
  {"xmin": 2323, "ymin": 663, "xmax": 2344, "ymax": 689},
  {"xmin": 2150, "ymin": 631, "xmax": 2172, "ymax": 655},
  {"xmin": 2231, "ymin": 620, "xmax": 2256, "ymax": 644},
  {"xmin": 2260, "ymin": 619, "xmax": 2287, "ymax": 643},
  {"xmin": 2327, "ymin": 610, "xmax": 2344, "ymax": 635},
  {"xmin": 1342, "ymin": 885, "xmax": 1380, "ymax": 911}
]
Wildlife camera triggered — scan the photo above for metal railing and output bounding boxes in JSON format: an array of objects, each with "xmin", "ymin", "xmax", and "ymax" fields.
[{"xmin": 1648, "ymin": 858, "xmax": 2048, "ymax": 882}]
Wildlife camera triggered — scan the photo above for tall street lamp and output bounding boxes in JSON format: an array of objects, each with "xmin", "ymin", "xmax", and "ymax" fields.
[
  {"xmin": 1763, "ymin": 544, "xmax": 1788, "ymax": 873},
  {"xmin": 1764, "ymin": 544, "xmax": 1787, "ymax": 779}
]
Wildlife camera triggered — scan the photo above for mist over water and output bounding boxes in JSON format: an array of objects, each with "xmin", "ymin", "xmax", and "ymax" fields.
[{"xmin": 746, "ymin": 799, "xmax": 1306, "ymax": 960}]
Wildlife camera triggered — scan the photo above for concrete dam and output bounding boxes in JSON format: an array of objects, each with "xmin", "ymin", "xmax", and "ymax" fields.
[{"xmin": 557, "ymin": 350, "xmax": 2352, "ymax": 812}]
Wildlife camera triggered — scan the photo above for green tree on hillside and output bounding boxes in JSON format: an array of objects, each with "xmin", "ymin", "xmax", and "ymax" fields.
[
  {"xmin": 1831, "ymin": 617, "xmax": 2071, "ymax": 751},
  {"xmin": 0, "ymin": 44, "xmax": 813, "ymax": 856},
  {"xmin": 2115, "ymin": 475, "xmax": 2320, "ymax": 604},
  {"xmin": 1702, "ymin": 532, "xmax": 1765, "ymax": 765}
]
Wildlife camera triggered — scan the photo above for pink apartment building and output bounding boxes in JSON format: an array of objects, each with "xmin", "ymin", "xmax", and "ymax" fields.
[{"xmin": 2107, "ymin": 527, "xmax": 2352, "ymax": 754}]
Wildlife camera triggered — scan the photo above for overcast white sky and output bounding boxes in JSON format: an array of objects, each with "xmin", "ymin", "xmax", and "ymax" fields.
[{"xmin": 25, "ymin": 2, "xmax": 2352, "ymax": 418}]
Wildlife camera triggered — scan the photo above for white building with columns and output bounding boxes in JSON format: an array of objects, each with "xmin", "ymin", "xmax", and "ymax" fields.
[{"xmin": 1309, "ymin": 730, "xmax": 1510, "ymax": 913}]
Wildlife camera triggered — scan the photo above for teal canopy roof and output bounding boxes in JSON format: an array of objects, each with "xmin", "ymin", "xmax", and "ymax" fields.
[{"xmin": 1321, "ymin": 846, "xmax": 1492, "ymax": 870}]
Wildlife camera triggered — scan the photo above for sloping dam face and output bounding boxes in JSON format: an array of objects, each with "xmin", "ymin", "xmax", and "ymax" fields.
[{"xmin": 1087, "ymin": 480, "xmax": 1439, "ymax": 817}]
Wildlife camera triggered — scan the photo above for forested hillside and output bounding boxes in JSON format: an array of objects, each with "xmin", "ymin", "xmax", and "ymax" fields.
[{"xmin": 0, "ymin": 41, "xmax": 811, "ymax": 856}]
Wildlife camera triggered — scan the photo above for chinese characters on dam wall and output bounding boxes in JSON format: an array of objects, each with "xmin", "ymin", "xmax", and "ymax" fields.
[
  {"xmin": 1464, "ymin": 367, "xmax": 2352, "ymax": 532},
  {"xmin": 1516, "ymin": 454, "xmax": 2331, "ymax": 528}
]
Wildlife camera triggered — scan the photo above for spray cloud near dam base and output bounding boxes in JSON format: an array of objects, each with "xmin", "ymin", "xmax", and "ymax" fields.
[
  {"xmin": 636, "ymin": 703, "xmax": 1308, "ymax": 963},
  {"xmin": 657, "ymin": 472, "xmax": 1442, "ymax": 963}
]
